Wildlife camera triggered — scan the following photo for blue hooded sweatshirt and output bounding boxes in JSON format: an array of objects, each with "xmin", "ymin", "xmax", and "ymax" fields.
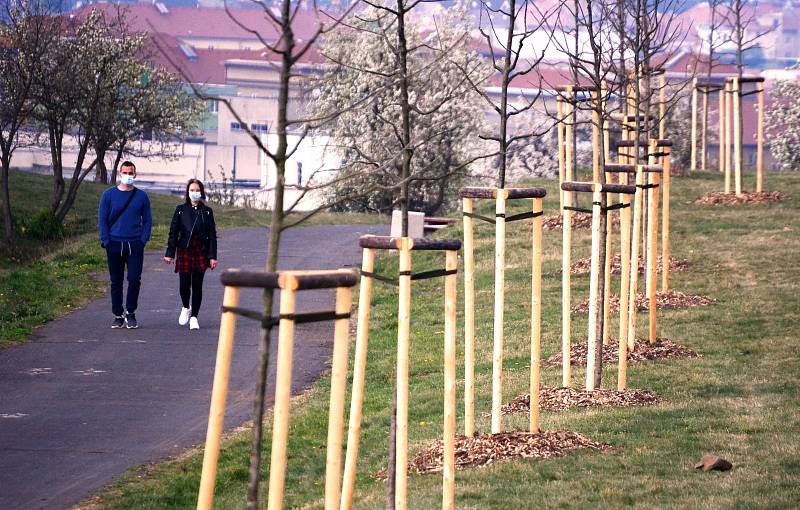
[{"xmin": 98, "ymin": 187, "xmax": 152, "ymax": 246}]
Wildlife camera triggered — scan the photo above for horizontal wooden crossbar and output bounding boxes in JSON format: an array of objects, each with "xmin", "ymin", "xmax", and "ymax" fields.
[
  {"xmin": 459, "ymin": 186, "xmax": 547, "ymax": 199},
  {"xmin": 219, "ymin": 269, "xmax": 358, "ymax": 290},
  {"xmin": 561, "ymin": 181, "xmax": 636, "ymax": 194},
  {"xmin": 358, "ymin": 235, "xmax": 461, "ymax": 252}
]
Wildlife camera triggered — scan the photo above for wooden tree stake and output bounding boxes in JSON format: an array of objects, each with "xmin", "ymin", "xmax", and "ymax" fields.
[
  {"xmin": 491, "ymin": 190, "xmax": 508, "ymax": 433},
  {"xmin": 324, "ymin": 287, "xmax": 352, "ymax": 510},
  {"xmin": 562, "ymin": 183, "xmax": 572, "ymax": 387},
  {"xmin": 557, "ymin": 98, "xmax": 566, "ymax": 209},
  {"xmin": 646, "ymin": 154, "xmax": 661, "ymax": 344},
  {"xmin": 462, "ymin": 198, "xmax": 475, "ymax": 437},
  {"xmin": 266, "ymin": 284, "xmax": 297, "ymax": 510},
  {"xmin": 725, "ymin": 81, "xmax": 732, "ymax": 194},
  {"xmin": 197, "ymin": 286, "xmax": 241, "ymax": 510},
  {"xmin": 394, "ymin": 237, "xmax": 413, "ymax": 510},
  {"xmin": 733, "ymin": 77, "xmax": 743, "ymax": 196},
  {"xmin": 661, "ymin": 146, "xmax": 672, "ymax": 293},
  {"xmin": 586, "ymin": 188, "xmax": 603, "ymax": 391},
  {"xmin": 340, "ymin": 249, "xmax": 375, "ymax": 510},
  {"xmin": 442, "ymin": 250, "xmax": 458, "ymax": 510},
  {"xmin": 757, "ymin": 82, "xmax": 764, "ymax": 193},
  {"xmin": 627, "ymin": 168, "xmax": 645, "ymax": 352},
  {"xmin": 691, "ymin": 77, "xmax": 698, "ymax": 171},
  {"xmin": 617, "ymin": 184, "xmax": 632, "ymax": 391},
  {"xmin": 530, "ymin": 197, "xmax": 543, "ymax": 433}
]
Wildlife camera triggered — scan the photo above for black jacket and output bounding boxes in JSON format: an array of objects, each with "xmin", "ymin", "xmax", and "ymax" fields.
[{"xmin": 165, "ymin": 203, "xmax": 218, "ymax": 260}]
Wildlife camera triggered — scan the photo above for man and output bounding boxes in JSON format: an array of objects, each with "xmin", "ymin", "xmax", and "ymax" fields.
[{"xmin": 98, "ymin": 161, "xmax": 152, "ymax": 329}]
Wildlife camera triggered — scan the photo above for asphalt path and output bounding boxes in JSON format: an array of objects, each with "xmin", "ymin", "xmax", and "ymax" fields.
[{"xmin": 0, "ymin": 224, "xmax": 385, "ymax": 509}]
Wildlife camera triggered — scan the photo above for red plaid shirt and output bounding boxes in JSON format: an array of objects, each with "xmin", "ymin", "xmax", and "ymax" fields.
[{"xmin": 175, "ymin": 234, "xmax": 208, "ymax": 273}]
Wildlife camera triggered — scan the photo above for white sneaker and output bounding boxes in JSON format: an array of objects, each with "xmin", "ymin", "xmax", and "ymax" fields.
[
  {"xmin": 178, "ymin": 307, "xmax": 191, "ymax": 326},
  {"xmin": 189, "ymin": 317, "xmax": 200, "ymax": 330}
]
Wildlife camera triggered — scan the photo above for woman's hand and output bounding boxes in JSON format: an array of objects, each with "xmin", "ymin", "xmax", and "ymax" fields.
[
  {"xmin": 209, "ymin": 259, "xmax": 218, "ymax": 270},
  {"xmin": 163, "ymin": 257, "xmax": 174, "ymax": 264}
]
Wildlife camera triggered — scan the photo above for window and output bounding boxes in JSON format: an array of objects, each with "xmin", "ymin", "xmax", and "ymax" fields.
[
  {"xmin": 230, "ymin": 122, "xmax": 245, "ymax": 131},
  {"xmin": 208, "ymin": 100, "xmax": 218, "ymax": 114},
  {"xmin": 251, "ymin": 123, "xmax": 269, "ymax": 132}
]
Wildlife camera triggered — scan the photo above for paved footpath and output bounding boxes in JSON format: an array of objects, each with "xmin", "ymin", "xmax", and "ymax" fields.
[{"xmin": 0, "ymin": 224, "xmax": 385, "ymax": 509}]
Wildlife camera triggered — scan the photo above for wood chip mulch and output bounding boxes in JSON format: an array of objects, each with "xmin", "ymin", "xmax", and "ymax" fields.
[
  {"xmin": 501, "ymin": 386, "xmax": 660, "ymax": 414},
  {"xmin": 694, "ymin": 191, "xmax": 785, "ymax": 205},
  {"xmin": 542, "ymin": 212, "xmax": 620, "ymax": 231},
  {"xmin": 567, "ymin": 254, "xmax": 689, "ymax": 276},
  {"xmin": 407, "ymin": 430, "xmax": 610, "ymax": 475},
  {"xmin": 542, "ymin": 337, "xmax": 699, "ymax": 368},
  {"xmin": 571, "ymin": 290, "xmax": 715, "ymax": 314}
]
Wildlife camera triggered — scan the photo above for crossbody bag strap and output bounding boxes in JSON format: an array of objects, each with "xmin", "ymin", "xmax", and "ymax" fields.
[{"xmin": 108, "ymin": 188, "xmax": 138, "ymax": 230}]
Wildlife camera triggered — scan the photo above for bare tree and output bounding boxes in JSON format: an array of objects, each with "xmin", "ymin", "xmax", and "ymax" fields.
[
  {"xmin": 0, "ymin": 0, "xmax": 60, "ymax": 250},
  {"xmin": 466, "ymin": 0, "xmax": 556, "ymax": 187},
  {"xmin": 725, "ymin": 0, "xmax": 770, "ymax": 177},
  {"xmin": 699, "ymin": 0, "xmax": 726, "ymax": 171}
]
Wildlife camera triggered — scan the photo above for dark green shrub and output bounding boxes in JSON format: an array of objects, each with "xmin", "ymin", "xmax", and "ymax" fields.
[{"xmin": 26, "ymin": 210, "xmax": 64, "ymax": 240}]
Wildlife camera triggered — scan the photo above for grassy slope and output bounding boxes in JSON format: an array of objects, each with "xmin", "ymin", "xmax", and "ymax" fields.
[
  {"xmin": 0, "ymin": 170, "xmax": 380, "ymax": 344},
  {"xmin": 91, "ymin": 171, "xmax": 800, "ymax": 508}
]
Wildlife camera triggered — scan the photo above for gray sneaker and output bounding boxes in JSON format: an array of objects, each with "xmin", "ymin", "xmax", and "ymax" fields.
[
  {"xmin": 111, "ymin": 316, "xmax": 125, "ymax": 329},
  {"xmin": 125, "ymin": 312, "xmax": 138, "ymax": 329}
]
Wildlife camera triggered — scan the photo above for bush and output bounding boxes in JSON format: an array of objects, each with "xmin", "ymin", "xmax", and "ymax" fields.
[{"xmin": 26, "ymin": 210, "xmax": 64, "ymax": 240}]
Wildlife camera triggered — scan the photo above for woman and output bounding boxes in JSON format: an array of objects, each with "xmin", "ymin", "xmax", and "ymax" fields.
[{"xmin": 164, "ymin": 179, "xmax": 218, "ymax": 330}]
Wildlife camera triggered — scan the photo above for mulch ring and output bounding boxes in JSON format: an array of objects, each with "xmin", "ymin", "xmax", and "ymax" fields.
[
  {"xmin": 407, "ymin": 430, "xmax": 610, "ymax": 475},
  {"xmin": 542, "ymin": 337, "xmax": 699, "ymax": 368},
  {"xmin": 501, "ymin": 386, "xmax": 660, "ymax": 414},
  {"xmin": 572, "ymin": 290, "xmax": 715, "ymax": 314},
  {"xmin": 694, "ymin": 191, "xmax": 785, "ymax": 205},
  {"xmin": 568, "ymin": 254, "xmax": 689, "ymax": 276},
  {"xmin": 542, "ymin": 211, "xmax": 620, "ymax": 231}
]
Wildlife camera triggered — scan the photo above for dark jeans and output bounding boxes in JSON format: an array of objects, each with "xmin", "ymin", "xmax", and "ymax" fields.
[
  {"xmin": 105, "ymin": 240, "xmax": 144, "ymax": 316},
  {"xmin": 179, "ymin": 271, "xmax": 205, "ymax": 317}
]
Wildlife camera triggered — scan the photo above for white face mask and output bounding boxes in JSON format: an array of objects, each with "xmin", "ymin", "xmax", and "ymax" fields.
[
  {"xmin": 189, "ymin": 191, "xmax": 203, "ymax": 202},
  {"xmin": 120, "ymin": 174, "xmax": 135, "ymax": 186}
]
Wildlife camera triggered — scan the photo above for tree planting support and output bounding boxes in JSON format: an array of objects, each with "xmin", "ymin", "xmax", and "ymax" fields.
[
  {"xmin": 197, "ymin": 269, "xmax": 358, "ymax": 510},
  {"xmin": 341, "ymin": 235, "xmax": 460, "ymax": 510}
]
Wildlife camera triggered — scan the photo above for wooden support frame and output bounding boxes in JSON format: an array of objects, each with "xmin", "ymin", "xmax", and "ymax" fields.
[
  {"xmin": 197, "ymin": 269, "xmax": 357, "ymax": 510},
  {"xmin": 646, "ymin": 141, "xmax": 661, "ymax": 344},
  {"xmin": 725, "ymin": 81, "xmax": 732, "ymax": 194},
  {"xmin": 561, "ymin": 181, "xmax": 637, "ymax": 390},
  {"xmin": 659, "ymin": 142, "xmax": 673, "ymax": 293},
  {"xmin": 341, "ymin": 236, "xmax": 460, "ymax": 510},
  {"xmin": 626, "ymin": 167, "xmax": 645, "ymax": 352},
  {"xmin": 459, "ymin": 186, "xmax": 546, "ymax": 433}
]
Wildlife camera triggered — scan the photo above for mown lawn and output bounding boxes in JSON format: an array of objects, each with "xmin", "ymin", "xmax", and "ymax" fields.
[
  {"xmin": 93, "ymin": 171, "xmax": 799, "ymax": 508},
  {"xmin": 0, "ymin": 170, "xmax": 381, "ymax": 344}
]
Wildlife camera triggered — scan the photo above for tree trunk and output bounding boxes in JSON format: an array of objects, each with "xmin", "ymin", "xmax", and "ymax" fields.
[
  {"xmin": 246, "ymin": 2, "xmax": 292, "ymax": 507},
  {"xmin": 95, "ymin": 147, "xmax": 108, "ymax": 184},
  {"xmin": 1, "ymin": 156, "xmax": 15, "ymax": 251},
  {"xmin": 49, "ymin": 121, "xmax": 65, "ymax": 215},
  {"xmin": 110, "ymin": 142, "xmax": 126, "ymax": 184}
]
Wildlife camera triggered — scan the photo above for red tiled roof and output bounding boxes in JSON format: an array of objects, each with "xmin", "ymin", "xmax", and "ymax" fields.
[{"xmin": 73, "ymin": 3, "xmax": 326, "ymax": 43}]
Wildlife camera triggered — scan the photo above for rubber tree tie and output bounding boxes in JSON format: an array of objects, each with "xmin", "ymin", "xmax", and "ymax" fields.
[
  {"xmin": 359, "ymin": 269, "xmax": 399, "ymax": 286},
  {"xmin": 603, "ymin": 202, "xmax": 631, "ymax": 212},
  {"xmin": 496, "ymin": 213, "xmax": 506, "ymax": 219},
  {"xmin": 410, "ymin": 268, "xmax": 458, "ymax": 281},
  {"xmin": 220, "ymin": 305, "xmax": 278, "ymax": 329},
  {"xmin": 739, "ymin": 89, "xmax": 760, "ymax": 98},
  {"xmin": 505, "ymin": 210, "xmax": 544, "ymax": 223},
  {"xmin": 281, "ymin": 311, "xmax": 351, "ymax": 325},
  {"xmin": 637, "ymin": 183, "xmax": 660, "ymax": 189},
  {"xmin": 648, "ymin": 151, "xmax": 670, "ymax": 158},
  {"xmin": 592, "ymin": 201, "xmax": 602, "ymax": 207},
  {"xmin": 563, "ymin": 205, "xmax": 594, "ymax": 214},
  {"xmin": 463, "ymin": 211, "xmax": 494, "ymax": 224}
]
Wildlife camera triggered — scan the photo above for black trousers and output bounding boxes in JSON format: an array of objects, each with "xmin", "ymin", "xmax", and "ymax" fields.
[
  {"xmin": 105, "ymin": 240, "xmax": 144, "ymax": 316},
  {"xmin": 179, "ymin": 271, "xmax": 205, "ymax": 317}
]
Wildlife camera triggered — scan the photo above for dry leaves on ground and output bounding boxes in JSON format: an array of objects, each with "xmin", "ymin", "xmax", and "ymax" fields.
[
  {"xmin": 542, "ymin": 337, "xmax": 699, "ymax": 368},
  {"xmin": 542, "ymin": 212, "xmax": 620, "ymax": 231},
  {"xmin": 568, "ymin": 254, "xmax": 689, "ymax": 276},
  {"xmin": 407, "ymin": 431, "xmax": 610, "ymax": 475},
  {"xmin": 571, "ymin": 290, "xmax": 715, "ymax": 314},
  {"xmin": 501, "ymin": 386, "xmax": 660, "ymax": 414},
  {"xmin": 694, "ymin": 191, "xmax": 785, "ymax": 205}
]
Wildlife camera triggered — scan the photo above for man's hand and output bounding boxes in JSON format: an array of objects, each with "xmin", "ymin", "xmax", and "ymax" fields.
[
  {"xmin": 209, "ymin": 259, "xmax": 217, "ymax": 270},
  {"xmin": 163, "ymin": 257, "xmax": 174, "ymax": 264}
]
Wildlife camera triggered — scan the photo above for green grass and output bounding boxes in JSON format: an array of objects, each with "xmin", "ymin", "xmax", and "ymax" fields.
[
  {"xmin": 0, "ymin": 170, "xmax": 383, "ymax": 344},
  {"xmin": 87, "ymin": 171, "xmax": 800, "ymax": 508}
]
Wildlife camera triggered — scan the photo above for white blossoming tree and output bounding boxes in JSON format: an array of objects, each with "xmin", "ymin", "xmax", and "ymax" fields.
[
  {"xmin": 316, "ymin": 4, "xmax": 488, "ymax": 215},
  {"xmin": 766, "ymin": 80, "xmax": 800, "ymax": 171}
]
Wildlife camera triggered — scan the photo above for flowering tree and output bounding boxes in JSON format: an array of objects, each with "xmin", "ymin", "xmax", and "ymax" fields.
[
  {"xmin": 766, "ymin": 80, "xmax": 800, "ymax": 170},
  {"xmin": 0, "ymin": 0, "xmax": 61, "ymax": 249},
  {"xmin": 316, "ymin": 4, "xmax": 487, "ymax": 215}
]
